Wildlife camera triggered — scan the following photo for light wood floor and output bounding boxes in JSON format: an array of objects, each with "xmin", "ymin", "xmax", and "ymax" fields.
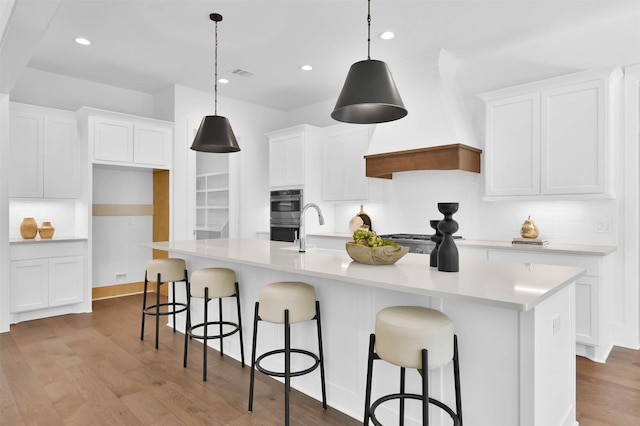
[{"xmin": 1, "ymin": 294, "xmax": 639, "ymax": 425}]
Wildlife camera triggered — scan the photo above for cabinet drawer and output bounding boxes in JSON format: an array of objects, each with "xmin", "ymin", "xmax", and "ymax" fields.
[
  {"xmin": 487, "ymin": 249, "xmax": 600, "ymax": 276},
  {"xmin": 10, "ymin": 241, "xmax": 85, "ymax": 261}
]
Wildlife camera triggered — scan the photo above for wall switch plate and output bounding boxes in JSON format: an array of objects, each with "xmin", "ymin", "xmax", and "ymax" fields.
[
  {"xmin": 552, "ymin": 314, "xmax": 561, "ymax": 335},
  {"xmin": 595, "ymin": 221, "xmax": 610, "ymax": 233}
]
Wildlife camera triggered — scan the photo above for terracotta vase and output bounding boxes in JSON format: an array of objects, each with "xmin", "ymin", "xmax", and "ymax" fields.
[
  {"xmin": 38, "ymin": 221, "xmax": 55, "ymax": 239},
  {"xmin": 20, "ymin": 217, "xmax": 38, "ymax": 239}
]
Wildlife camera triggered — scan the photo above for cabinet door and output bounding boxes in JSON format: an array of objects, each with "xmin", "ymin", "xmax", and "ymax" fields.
[
  {"xmin": 485, "ymin": 93, "xmax": 540, "ymax": 196},
  {"xmin": 322, "ymin": 126, "xmax": 369, "ymax": 201},
  {"xmin": 10, "ymin": 259, "xmax": 48, "ymax": 312},
  {"xmin": 541, "ymin": 80, "xmax": 605, "ymax": 194},
  {"xmin": 9, "ymin": 111, "xmax": 44, "ymax": 197},
  {"xmin": 49, "ymin": 256, "xmax": 84, "ymax": 307},
  {"xmin": 134, "ymin": 124, "xmax": 171, "ymax": 167},
  {"xmin": 575, "ymin": 276, "xmax": 599, "ymax": 345},
  {"xmin": 44, "ymin": 116, "xmax": 78, "ymax": 198},
  {"xmin": 93, "ymin": 118, "xmax": 134, "ymax": 163},
  {"xmin": 269, "ymin": 134, "xmax": 304, "ymax": 187}
]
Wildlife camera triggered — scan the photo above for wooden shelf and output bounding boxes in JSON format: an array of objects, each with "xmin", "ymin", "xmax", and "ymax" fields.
[{"xmin": 364, "ymin": 143, "xmax": 482, "ymax": 179}]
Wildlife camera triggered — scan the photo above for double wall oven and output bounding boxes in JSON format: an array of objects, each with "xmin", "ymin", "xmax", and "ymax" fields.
[{"xmin": 270, "ymin": 189, "xmax": 302, "ymax": 242}]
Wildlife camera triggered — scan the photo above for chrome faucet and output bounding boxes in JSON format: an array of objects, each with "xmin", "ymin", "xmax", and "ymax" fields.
[{"xmin": 299, "ymin": 203, "xmax": 325, "ymax": 252}]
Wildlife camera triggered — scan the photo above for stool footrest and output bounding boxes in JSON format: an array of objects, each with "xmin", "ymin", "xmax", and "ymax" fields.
[
  {"xmin": 187, "ymin": 321, "xmax": 241, "ymax": 340},
  {"xmin": 255, "ymin": 348, "xmax": 320, "ymax": 378},
  {"xmin": 369, "ymin": 393, "xmax": 460, "ymax": 426},
  {"xmin": 143, "ymin": 302, "xmax": 187, "ymax": 316}
]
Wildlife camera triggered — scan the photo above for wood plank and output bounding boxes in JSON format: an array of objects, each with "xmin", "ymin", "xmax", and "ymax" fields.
[{"xmin": 365, "ymin": 143, "xmax": 482, "ymax": 178}]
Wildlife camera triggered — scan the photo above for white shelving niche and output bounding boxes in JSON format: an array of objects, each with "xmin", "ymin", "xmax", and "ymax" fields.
[{"xmin": 195, "ymin": 153, "xmax": 230, "ymax": 239}]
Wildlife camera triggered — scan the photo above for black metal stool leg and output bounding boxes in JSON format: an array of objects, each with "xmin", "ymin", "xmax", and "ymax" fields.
[
  {"xmin": 315, "ymin": 301, "xmax": 327, "ymax": 409},
  {"xmin": 219, "ymin": 297, "xmax": 224, "ymax": 357},
  {"xmin": 400, "ymin": 367, "xmax": 406, "ymax": 426},
  {"xmin": 284, "ymin": 309, "xmax": 291, "ymax": 426},
  {"xmin": 203, "ymin": 287, "xmax": 209, "ymax": 381},
  {"xmin": 422, "ymin": 348, "xmax": 429, "ymax": 426},
  {"xmin": 235, "ymin": 282, "xmax": 245, "ymax": 367},
  {"xmin": 183, "ymin": 289, "xmax": 191, "ymax": 368},
  {"xmin": 454, "ymin": 335, "xmax": 462, "ymax": 426},
  {"xmin": 140, "ymin": 273, "xmax": 148, "ymax": 341},
  {"xmin": 172, "ymin": 281, "xmax": 177, "ymax": 332},
  {"xmin": 248, "ymin": 301, "xmax": 260, "ymax": 412},
  {"xmin": 364, "ymin": 333, "xmax": 376, "ymax": 426},
  {"xmin": 155, "ymin": 274, "xmax": 161, "ymax": 349}
]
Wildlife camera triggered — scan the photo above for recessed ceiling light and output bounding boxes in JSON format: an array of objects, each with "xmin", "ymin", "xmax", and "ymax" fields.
[
  {"xmin": 300, "ymin": 65, "xmax": 313, "ymax": 71},
  {"xmin": 379, "ymin": 31, "xmax": 395, "ymax": 40},
  {"xmin": 218, "ymin": 78, "xmax": 229, "ymax": 84},
  {"xmin": 74, "ymin": 37, "xmax": 92, "ymax": 46}
]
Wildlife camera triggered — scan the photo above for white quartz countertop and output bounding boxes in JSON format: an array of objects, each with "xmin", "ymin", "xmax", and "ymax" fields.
[{"xmin": 143, "ymin": 238, "xmax": 585, "ymax": 312}]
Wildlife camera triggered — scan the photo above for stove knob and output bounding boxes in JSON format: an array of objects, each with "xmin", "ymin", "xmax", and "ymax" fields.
[{"xmin": 415, "ymin": 247, "xmax": 424, "ymax": 254}]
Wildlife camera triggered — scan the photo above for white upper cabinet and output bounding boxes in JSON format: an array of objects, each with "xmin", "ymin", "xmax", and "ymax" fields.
[
  {"xmin": 321, "ymin": 123, "xmax": 371, "ymax": 201},
  {"xmin": 267, "ymin": 124, "xmax": 320, "ymax": 189},
  {"xmin": 9, "ymin": 103, "xmax": 78, "ymax": 199},
  {"xmin": 479, "ymin": 66, "xmax": 622, "ymax": 200},
  {"xmin": 81, "ymin": 108, "xmax": 173, "ymax": 169}
]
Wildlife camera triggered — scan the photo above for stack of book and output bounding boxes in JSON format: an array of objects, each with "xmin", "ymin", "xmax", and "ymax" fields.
[{"xmin": 512, "ymin": 237, "xmax": 549, "ymax": 246}]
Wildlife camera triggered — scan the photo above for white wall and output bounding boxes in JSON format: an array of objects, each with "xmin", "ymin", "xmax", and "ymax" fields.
[
  {"xmin": 11, "ymin": 67, "xmax": 158, "ymax": 118},
  {"xmin": 0, "ymin": 93, "xmax": 10, "ymax": 332},
  {"xmin": 171, "ymin": 84, "xmax": 287, "ymax": 240},
  {"xmin": 91, "ymin": 166, "xmax": 152, "ymax": 287}
]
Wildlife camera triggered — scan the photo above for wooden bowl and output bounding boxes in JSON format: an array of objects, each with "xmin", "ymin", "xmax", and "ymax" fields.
[{"xmin": 345, "ymin": 242, "xmax": 409, "ymax": 265}]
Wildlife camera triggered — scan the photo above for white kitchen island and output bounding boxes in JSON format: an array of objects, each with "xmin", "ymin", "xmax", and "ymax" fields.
[{"xmin": 143, "ymin": 238, "xmax": 584, "ymax": 426}]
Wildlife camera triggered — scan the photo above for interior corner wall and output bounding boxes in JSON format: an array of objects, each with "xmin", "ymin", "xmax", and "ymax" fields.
[{"xmin": 0, "ymin": 93, "xmax": 10, "ymax": 332}]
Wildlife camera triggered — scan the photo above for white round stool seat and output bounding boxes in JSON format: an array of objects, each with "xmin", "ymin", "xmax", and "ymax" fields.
[
  {"xmin": 190, "ymin": 268, "xmax": 236, "ymax": 299},
  {"xmin": 258, "ymin": 281, "xmax": 316, "ymax": 324},
  {"xmin": 376, "ymin": 306, "xmax": 454, "ymax": 369},
  {"xmin": 147, "ymin": 258, "xmax": 186, "ymax": 282}
]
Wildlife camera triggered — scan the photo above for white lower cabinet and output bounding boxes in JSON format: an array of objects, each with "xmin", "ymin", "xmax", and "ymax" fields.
[
  {"xmin": 484, "ymin": 249, "xmax": 613, "ymax": 362},
  {"xmin": 9, "ymin": 241, "xmax": 87, "ymax": 322}
]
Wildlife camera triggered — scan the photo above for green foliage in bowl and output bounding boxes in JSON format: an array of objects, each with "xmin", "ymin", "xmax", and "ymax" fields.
[{"xmin": 347, "ymin": 229, "xmax": 408, "ymax": 265}]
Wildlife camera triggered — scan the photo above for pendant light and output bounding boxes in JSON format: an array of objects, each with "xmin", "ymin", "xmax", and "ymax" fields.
[
  {"xmin": 191, "ymin": 13, "xmax": 240, "ymax": 153},
  {"xmin": 331, "ymin": 0, "xmax": 407, "ymax": 124}
]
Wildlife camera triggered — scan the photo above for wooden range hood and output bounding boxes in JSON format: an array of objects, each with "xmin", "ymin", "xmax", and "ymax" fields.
[{"xmin": 364, "ymin": 143, "xmax": 482, "ymax": 179}]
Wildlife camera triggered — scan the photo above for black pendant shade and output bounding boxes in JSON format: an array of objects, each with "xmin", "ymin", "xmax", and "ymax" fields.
[
  {"xmin": 331, "ymin": 0, "xmax": 407, "ymax": 124},
  {"xmin": 191, "ymin": 115, "xmax": 240, "ymax": 153},
  {"xmin": 191, "ymin": 13, "xmax": 241, "ymax": 153},
  {"xmin": 331, "ymin": 59, "xmax": 407, "ymax": 124}
]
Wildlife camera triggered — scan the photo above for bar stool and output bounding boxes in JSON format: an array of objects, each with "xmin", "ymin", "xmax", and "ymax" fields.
[
  {"xmin": 183, "ymin": 267, "xmax": 245, "ymax": 381},
  {"xmin": 140, "ymin": 258, "xmax": 189, "ymax": 349},
  {"xmin": 248, "ymin": 281, "xmax": 327, "ymax": 426},
  {"xmin": 364, "ymin": 306, "xmax": 462, "ymax": 426}
]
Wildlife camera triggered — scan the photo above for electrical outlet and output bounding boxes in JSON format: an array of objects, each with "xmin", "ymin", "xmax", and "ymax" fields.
[
  {"xmin": 116, "ymin": 273, "xmax": 127, "ymax": 282},
  {"xmin": 552, "ymin": 314, "xmax": 561, "ymax": 335},
  {"xmin": 595, "ymin": 221, "xmax": 610, "ymax": 233}
]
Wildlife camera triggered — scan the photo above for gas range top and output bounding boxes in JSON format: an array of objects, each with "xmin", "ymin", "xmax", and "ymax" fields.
[
  {"xmin": 378, "ymin": 233, "xmax": 435, "ymax": 241},
  {"xmin": 378, "ymin": 233, "xmax": 462, "ymax": 255}
]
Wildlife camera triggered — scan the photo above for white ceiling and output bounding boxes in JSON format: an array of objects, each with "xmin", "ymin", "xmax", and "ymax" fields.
[{"xmin": 7, "ymin": 0, "xmax": 640, "ymax": 111}]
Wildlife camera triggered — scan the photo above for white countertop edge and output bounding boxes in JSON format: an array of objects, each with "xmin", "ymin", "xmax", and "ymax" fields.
[
  {"xmin": 142, "ymin": 239, "xmax": 585, "ymax": 312},
  {"xmin": 456, "ymin": 239, "xmax": 616, "ymax": 256},
  {"xmin": 306, "ymin": 233, "xmax": 615, "ymax": 256},
  {"xmin": 10, "ymin": 237, "xmax": 88, "ymax": 244}
]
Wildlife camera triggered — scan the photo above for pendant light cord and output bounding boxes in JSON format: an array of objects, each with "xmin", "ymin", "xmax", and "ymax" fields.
[
  {"xmin": 214, "ymin": 18, "xmax": 218, "ymax": 115},
  {"xmin": 367, "ymin": 0, "xmax": 371, "ymax": 60}
]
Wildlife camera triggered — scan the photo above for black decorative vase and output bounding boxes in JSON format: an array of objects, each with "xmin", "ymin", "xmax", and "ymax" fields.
[
  {"xmin": 430, "ymin": 220, "xmax": 442, "ymax": 268},
  {"xmin": 437, "ymin": 202, "xmax": 459, "ymax": 272}
]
